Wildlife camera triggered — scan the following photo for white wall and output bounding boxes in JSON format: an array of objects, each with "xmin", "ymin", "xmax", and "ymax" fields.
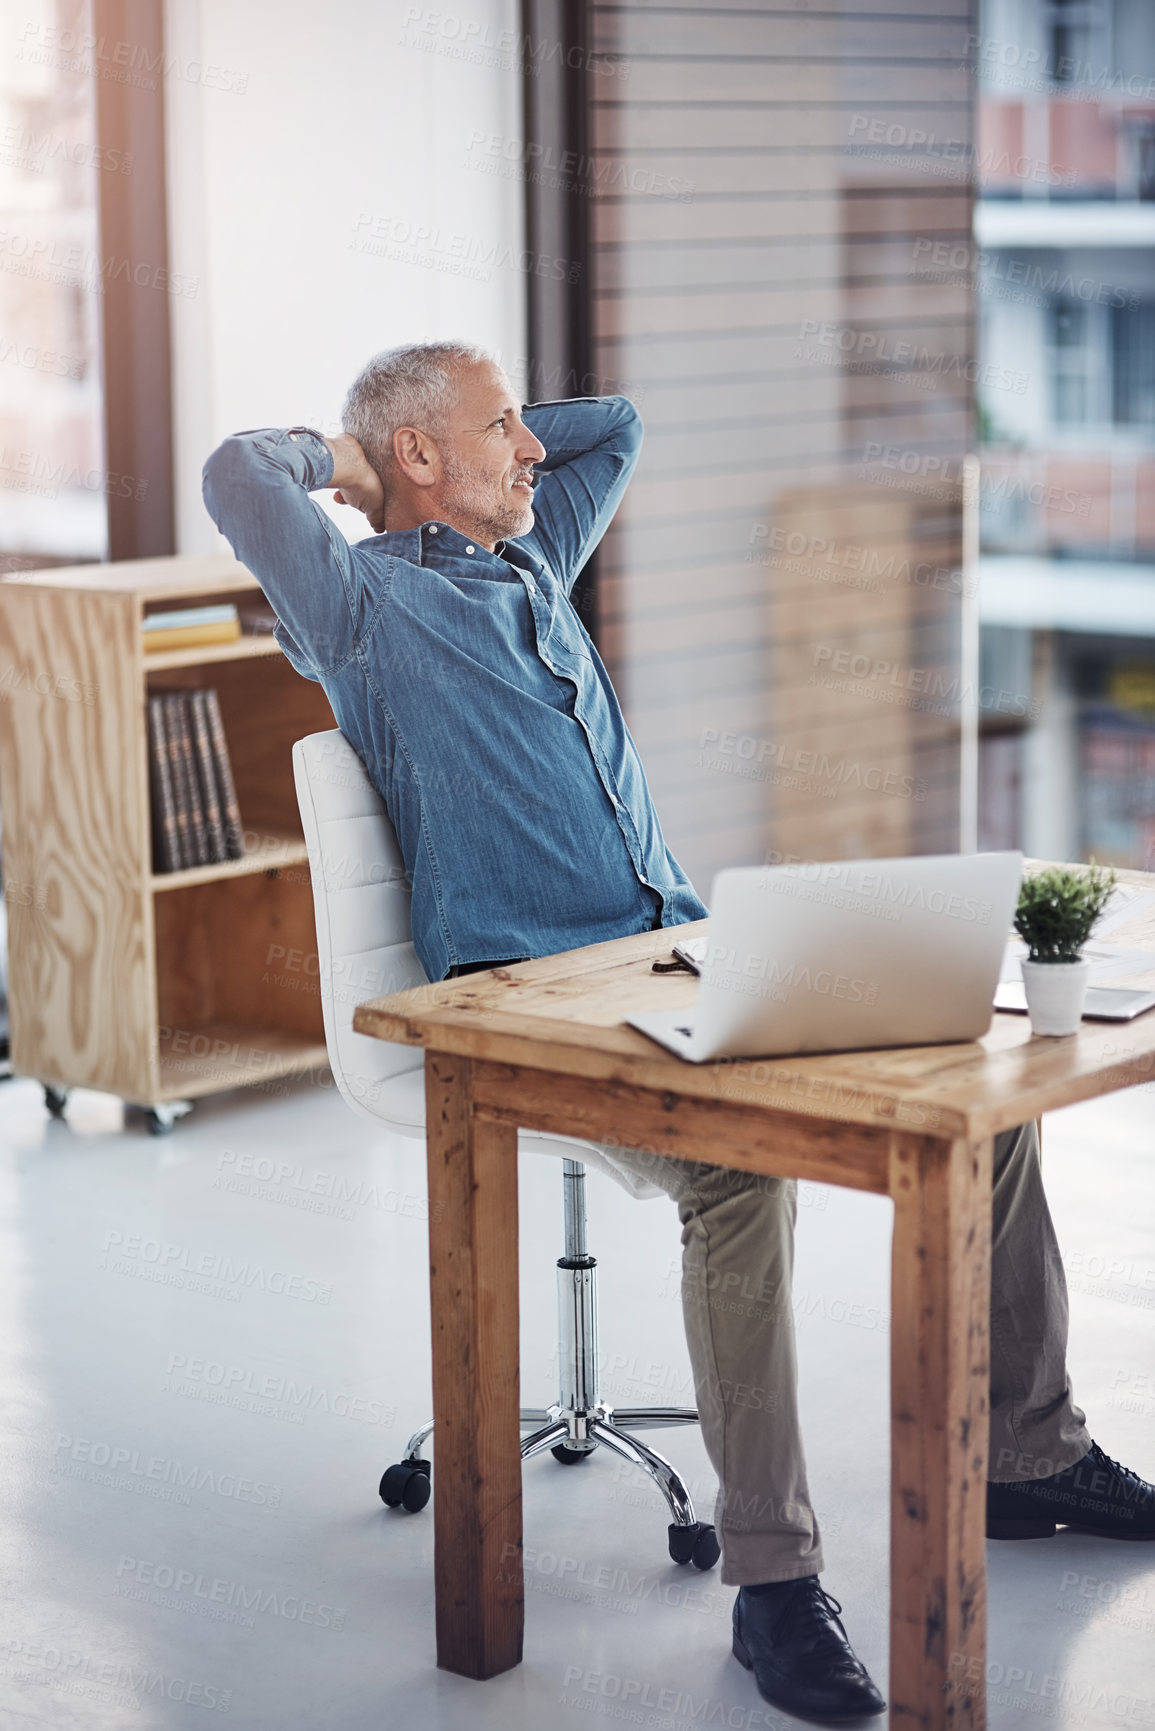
[{"xmin": 164, "ymin": 0, "xmax": 527, "ymax": 553}]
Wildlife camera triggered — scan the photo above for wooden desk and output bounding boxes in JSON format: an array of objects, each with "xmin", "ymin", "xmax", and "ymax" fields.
[{"xmin": 354, "ymin": 885, "xmax": 1155, "ymax": 1730}]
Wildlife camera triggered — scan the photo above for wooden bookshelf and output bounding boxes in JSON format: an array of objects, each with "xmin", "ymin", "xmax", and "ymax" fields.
[
  {"xmin": 0, "ymin": 554, "xmax": 335, "ymax": 1125},
  {"xmin": 149, "ymin": 830, "xmax": 310, "ymax": 891},
  {"xmin": 143, "ymin": 634, "xmax": 284, "ymax": 673}
]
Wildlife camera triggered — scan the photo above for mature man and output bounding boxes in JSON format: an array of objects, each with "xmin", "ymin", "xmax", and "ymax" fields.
[{"xmin": 204, "ymin": 342, "xmax": 1155, "ymax": 1724}]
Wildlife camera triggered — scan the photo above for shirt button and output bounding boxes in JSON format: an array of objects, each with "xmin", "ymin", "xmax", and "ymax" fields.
[
  {"xmin": 466, "ymin": 545, "xmax": 475, "ymax": 555},
  {"xmin": 428, "ymin": 524, "xmax": 438, "ymax": 535}
]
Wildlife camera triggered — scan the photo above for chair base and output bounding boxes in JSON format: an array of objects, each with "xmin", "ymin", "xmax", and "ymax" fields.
[{"xmin": 379, "ymin": 1160, "xmax": 719, "ymax": 1570}]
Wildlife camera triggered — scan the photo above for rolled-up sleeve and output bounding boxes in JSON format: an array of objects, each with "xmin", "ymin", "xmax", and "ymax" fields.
[{"xmin": 202, "ymin": 427, "xmax": 361, "ymax": 671}]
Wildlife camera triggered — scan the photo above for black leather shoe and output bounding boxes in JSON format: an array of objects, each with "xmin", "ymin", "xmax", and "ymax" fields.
[
  {"xmin": 732, "ymin": 1577, "xmax": 885, "ymax": 1723},
  {"xmin": 988, "ymin": 1441, "xmax": 1155, "ymax": 1540}
]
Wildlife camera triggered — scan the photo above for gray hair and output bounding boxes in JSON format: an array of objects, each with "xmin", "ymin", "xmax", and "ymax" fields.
[{"xmin": 341, "ymin": 340, "xmax": 495, "ymax": 479}]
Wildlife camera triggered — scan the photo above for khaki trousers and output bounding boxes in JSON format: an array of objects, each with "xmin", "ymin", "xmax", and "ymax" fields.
[{"xmin": 606, "ymin": 1120, "xmax": 1090, "ymax": 1584}]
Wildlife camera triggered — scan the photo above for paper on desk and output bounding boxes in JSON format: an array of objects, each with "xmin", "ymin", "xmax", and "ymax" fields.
[
  {"xmin": 1001, "ymin": 936, "xmax": 1155, "ymax": 987},
  {"xmin": 1089, "ymin": 885, "xmax": 1155, "ymax": 943}
]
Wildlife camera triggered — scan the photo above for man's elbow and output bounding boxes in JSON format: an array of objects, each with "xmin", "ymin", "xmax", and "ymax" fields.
[
  {"xmin": 609, "ymin": 393, "xmax": 644, "ymax": 454},
  {"xmin": 202, "ymin": 433, "xmax": 263, "ymax": 527}
]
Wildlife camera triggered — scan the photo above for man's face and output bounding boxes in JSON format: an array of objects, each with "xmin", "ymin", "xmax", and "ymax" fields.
[{"xmin": 435, "ymin": 361, "xmax": 546, "ymax": 546}]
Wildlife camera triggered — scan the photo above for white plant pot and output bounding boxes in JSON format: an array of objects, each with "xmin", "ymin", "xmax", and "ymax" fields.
[{"xmin": 1021, "ymin": 958, "xmax": 1092, "ymax": 1037}]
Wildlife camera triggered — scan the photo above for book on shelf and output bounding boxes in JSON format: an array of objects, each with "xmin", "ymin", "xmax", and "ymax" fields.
[
  {"xmin": 143, "ymin": 603, "xmax": 241, "ymax": 654},
  {"xmin": 161, "ymin": 694, "xmax": 195, "ymax": 870},
  {"xmin": 146, "ymin": 697, "xmax": 180, "ymax": 872},
  {"xmin": 178, "ymin": 698, "xmax": 210, "ymax": 867},
  {"xmin": 147, "ymin": 687, "xmax": 245, "ymax": 872},
  {"xmin": 189, "ymin": 692, "xmax": 227, "ymax": 863},
  {"xmin": 204, "ymin": 688, "xmax": 245, "ymax": 859}
]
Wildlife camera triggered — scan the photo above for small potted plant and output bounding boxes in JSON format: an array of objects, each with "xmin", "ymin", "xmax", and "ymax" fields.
[{"xmin": 1013, "ymin": 862, "xmax": 1116, "ymax": 1036}]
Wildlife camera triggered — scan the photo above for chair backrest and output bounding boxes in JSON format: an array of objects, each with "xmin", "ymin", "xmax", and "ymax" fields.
[
  {"xmin": 292, "ymin": 729, "xmax": 664, "ymax": 1199},
  {"xmin": 292, "ymin": 730, "xmax": 426, "ymax": 1122}
]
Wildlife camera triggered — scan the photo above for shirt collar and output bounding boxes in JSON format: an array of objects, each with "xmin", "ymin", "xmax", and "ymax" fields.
[{"xmin": 375, "ymin": 520, "xmax": 541, "ymax": 575}]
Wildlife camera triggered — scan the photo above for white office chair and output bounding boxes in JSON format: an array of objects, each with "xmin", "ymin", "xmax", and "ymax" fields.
[{"xmin": 292, "ymin": 728, "xmax": 719, "ymax": 1570}]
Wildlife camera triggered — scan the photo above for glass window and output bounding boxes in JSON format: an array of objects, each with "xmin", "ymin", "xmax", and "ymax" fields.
[
  {"xmin": 589, "ymin": 5, "xmax": 974, "ymax": 880},
  {"xmin": 1046, "ymin": 0, "xmax": 1110, "ymax": 84},
  {"xmin": 1137, "ymin": 129, "xmax": 1155, "ymax": 202},
  {"xmin": 1112, "ymin": 300, "xmax": 1155, "ymax": 427},
  {"xmin": 1050, "ymin": 300, "xmax": 1097, "ymax": 424},
  {"xmin": 0, "ymin": 0, "xmax": 106, "ymax": 570}
]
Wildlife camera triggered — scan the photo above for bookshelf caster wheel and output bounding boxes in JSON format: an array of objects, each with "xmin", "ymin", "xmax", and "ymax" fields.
[
  {"xmin": 379, "ymin": 1460, "xmax": 431, "ymax": 1512},
  {"xmin": 43, "ymin": 1084, "xmax": 69, "ymax": 1119},
  {"xmin": 668, "ymin": 1522, "xmax": 720, "ymax": 1571},
  {"xmin": 551, "ymin": 1443, "xmax": 594, "ymax": 1465},
  {"xmin": 145, "ymin": 1101, "xmax": 192, "ymax": 1137}
]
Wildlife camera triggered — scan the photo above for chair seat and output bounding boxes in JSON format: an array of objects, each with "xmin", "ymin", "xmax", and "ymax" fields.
[{"xmin": 373, "ymin": 1068, "xmax": 664, "ymax": 1200}]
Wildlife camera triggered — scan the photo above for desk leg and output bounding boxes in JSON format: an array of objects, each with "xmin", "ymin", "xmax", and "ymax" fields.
[
  {"xmin": 889, "ymin": 1132, "xmax": 992, "ymax": 1731},
  {"xmin": 424, "ymin": 1051, "xmax": 523, "ymax": 1679}
]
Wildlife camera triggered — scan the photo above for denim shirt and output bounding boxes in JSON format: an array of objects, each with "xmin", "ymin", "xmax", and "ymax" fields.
[{"xmin": 202, "ymin": 396, "xmax": 706, "ymax": 981}]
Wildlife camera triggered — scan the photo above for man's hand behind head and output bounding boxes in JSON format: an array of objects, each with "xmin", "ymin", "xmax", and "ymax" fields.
[{"xmin": 327, "ymin": 433, "xmax": 386, "ymax": 534}]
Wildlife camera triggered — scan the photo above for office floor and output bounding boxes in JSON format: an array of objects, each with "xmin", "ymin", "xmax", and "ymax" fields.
[{"xmin": 0, "ymin": 1071, "xmax": 1152, "ymax": 1731}]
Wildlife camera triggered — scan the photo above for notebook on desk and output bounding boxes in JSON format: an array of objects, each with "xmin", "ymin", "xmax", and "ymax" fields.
[{"xmin": 629, "ymin": 853, "xmax": 1024, "ymax": 1063}]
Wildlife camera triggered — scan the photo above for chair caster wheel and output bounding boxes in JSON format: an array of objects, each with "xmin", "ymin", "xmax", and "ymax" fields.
[
  {"xmin": 142, "ymin": 1101, "xmax": 191, "ymax": 1137},
  {"xmin": 668, "ymin": 1521, "xmax": 720, "ymax": 1571},
  {"xmin": 551, "ymin": 1443, "xmax": 594, "ymax": 1465},
  {"xmin": 379, "ymin": 1459, "xmax": 431, "ymax": 1512},
  {"xmin": 44, "ymin": 1084, "xmax": 69, "ymax": 1119}
]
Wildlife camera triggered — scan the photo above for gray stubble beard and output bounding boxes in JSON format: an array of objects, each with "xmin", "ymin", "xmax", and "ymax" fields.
[{"xmin": 440, "ymin": 449, "xmax": 535, "ymax": 544}]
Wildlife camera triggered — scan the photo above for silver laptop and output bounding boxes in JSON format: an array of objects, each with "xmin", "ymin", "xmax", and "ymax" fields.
[{"xmin": 628, "ymin": 852, "xmax": 1024, "ymax": 1062}]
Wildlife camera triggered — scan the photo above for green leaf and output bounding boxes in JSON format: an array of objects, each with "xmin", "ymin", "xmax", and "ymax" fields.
[{"xmin": 1013, "ymin": 862, "xmax": 1117, "ymax": 964}]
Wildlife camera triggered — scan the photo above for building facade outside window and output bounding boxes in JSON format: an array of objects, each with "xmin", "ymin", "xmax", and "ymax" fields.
[{"xmin": 977, "ymin": 0, "xmax": 1155, "ymax": 870}]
